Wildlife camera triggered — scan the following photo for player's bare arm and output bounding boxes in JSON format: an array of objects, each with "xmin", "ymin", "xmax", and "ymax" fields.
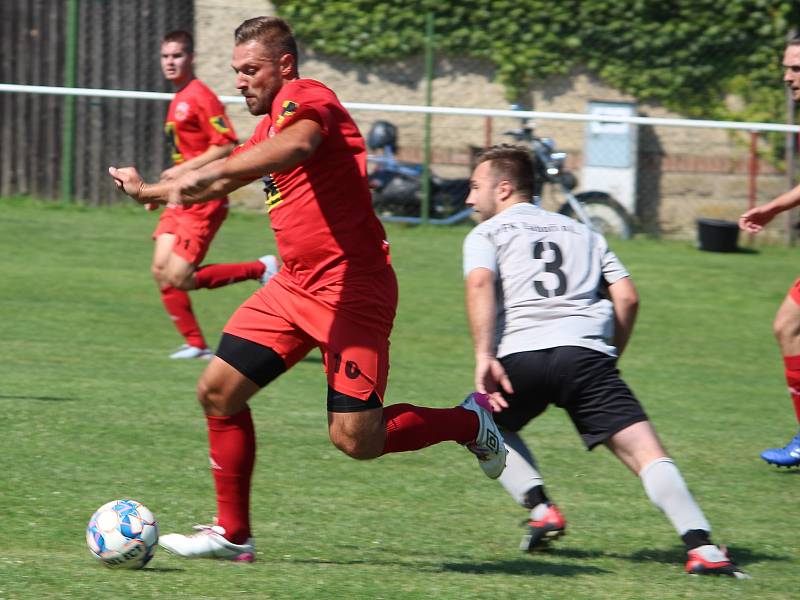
[
  {"xmin": 465, "ymin": 267, "xmax": 513, "ymax": 410},
  {"xmin": 108, "ymin": 166, "xmax": 151, "ymax": 202},
  {"xmin": 107, "ymin": 164, "xmax": 235, "ymax": 206},
  {"xmin": 222, "ymin": 119, "xmax": 321, "ymax": 179},
  {"xmin": 168, "ymin": 119, "xmax": 323, "ymax": 206},
  {"xmin": 607, "ymin": 276, "xmax": 639, "ymax": 358},
  {"xmin": 739, "ymin": 183, "xmax": 800, "ymax": 233},
  {"xmin": 160, "ymin": 143, "xmax": 236, "ymax": 181}
]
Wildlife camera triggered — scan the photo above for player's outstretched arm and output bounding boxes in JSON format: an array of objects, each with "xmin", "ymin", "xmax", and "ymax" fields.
[
  {"xmin": 221, "ymin": 119, "xmax": 322, "ymax": 180},
  {"xmin": 108, "ymin": 165, "xmax": 233, "ymax": 207},
  {"xmin": 166, "ymin": 119, "xmax": 323, "ymax": 206},
  {"xmin": 465, "ymin": 267, "xmax": 513, "ymax": 411},
  {"xmin": 607, "ymin": 276, "xmax": 639, "ymax": 358},
  {"xmin": 160, "ymin": 143, "xmax": 236, "ymax": 182},
  {"xmin": 740, "ymin": 183, "xmax": 800, "ymax": 233},
  {"xmin": 108, "ymin": 166, "xmax": 169, "ymax": 205}
]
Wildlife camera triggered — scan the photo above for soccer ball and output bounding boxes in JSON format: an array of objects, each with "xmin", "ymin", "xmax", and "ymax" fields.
[{"xmin": 86, "ymin": 499, "xmax": 158, "ymax": 569}]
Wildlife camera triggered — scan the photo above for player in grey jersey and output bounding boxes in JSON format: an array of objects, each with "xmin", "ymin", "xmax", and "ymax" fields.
[{"xmin": 462, "ymin": 144, "xmax": 747, "ymax": 578}]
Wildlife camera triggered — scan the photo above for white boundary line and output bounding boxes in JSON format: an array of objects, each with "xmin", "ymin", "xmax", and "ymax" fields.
[{"xmin": 2, "ymin": 83, "xmax": 799, "ymax": 133}]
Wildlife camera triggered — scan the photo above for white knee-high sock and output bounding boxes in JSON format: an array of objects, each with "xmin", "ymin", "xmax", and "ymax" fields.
[
  {"xmin": 639, "ymin": 457, "xmax": 711, "ymax": 535},
  {"xmin": 499, "ymin": 429, "xmax": 545, "ymax": 507}
]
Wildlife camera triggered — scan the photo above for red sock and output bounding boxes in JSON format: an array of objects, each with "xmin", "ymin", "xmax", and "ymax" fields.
[
  {"xmin": 207, "ymin": 409, "xmax": 256, "ymax": 544},
  {"xmin": 381, "ymin": 403, "xmax": 478, "ymax": 455},
  {"xmin": 160, "ymin": 286, "xmax": 205, "ymax": 348},
  {"xmin": 194, "ymin": 261, "xmax": 265, "ymax": 289},
  {"xmin": 784, "ymin": 355, "xmax": 800, "ymax": 423}
]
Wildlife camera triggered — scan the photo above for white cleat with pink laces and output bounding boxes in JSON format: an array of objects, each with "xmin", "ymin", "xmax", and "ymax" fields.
[
  {"xmin": 159, "ymin": 523, "xmax": 255, "ymax": 562},
  {"xmin": 459, "ymin": 392, "xmax": 507, "ymax": 479}
]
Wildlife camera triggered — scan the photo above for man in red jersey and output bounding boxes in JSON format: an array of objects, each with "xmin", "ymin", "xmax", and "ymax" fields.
[
  {"xmin": 109, "ymin": 16, "xmax": 506, "ymax": 561},
  {"xmin": 739, "ymin": 35, "xmax": 800, "ymax": 467},
  {"xmin": 152, "ymin": 30, "xmax": 278, "ymax": 361}
]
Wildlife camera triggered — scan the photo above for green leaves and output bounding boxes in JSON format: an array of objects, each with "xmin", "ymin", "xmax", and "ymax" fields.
[{"xmin": 274, "ymin": 0, "xmax": 800, "ymax": 117}]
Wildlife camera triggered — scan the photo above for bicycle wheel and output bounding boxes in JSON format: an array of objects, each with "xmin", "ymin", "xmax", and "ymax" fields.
[{"xmin": 559, "ymin": 191, "xmax": 634, "ymax": 240}]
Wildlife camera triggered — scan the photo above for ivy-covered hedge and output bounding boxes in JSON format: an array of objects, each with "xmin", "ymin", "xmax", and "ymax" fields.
[{"xmin": 275, "ymin": 0, "xmax": 799, "ymax": 125}]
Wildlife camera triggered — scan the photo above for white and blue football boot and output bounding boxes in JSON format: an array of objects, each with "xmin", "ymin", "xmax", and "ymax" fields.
[{"xmin": 760, "ymin": 431, "xmax": 800, "ymax": 467}]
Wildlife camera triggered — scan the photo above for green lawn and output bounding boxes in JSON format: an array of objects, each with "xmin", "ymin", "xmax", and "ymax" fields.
[{"xmin": 0, "ymin": 197, "xmax": 797, "ymax": 599}]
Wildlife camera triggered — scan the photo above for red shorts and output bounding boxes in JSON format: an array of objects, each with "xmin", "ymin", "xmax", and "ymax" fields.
[
  {"xmin": 790, "ymin": 278, "xmax": 800, "ymax": 305},
  {"xmin": 223, "ymin": 267, "xmax": 398, "ymax": 401},
  {"xmin": 152, "ymin": 202, "xmax": 228, "ymax": 265}
]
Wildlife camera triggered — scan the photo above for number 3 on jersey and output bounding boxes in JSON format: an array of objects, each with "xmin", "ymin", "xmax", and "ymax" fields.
[{"xmin": 532, "ymin": 241, "xmax": 567, "ymax": 297}]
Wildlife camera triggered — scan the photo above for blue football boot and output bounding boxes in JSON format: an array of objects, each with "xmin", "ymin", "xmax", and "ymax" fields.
[{"xmin": 760, "ymin": 431, "xmax": 800, "ymax": 467}]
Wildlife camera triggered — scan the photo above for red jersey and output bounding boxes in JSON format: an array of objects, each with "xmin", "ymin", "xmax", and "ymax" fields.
[
  {"xmin": 233, "ymin": 79, "xmax": 390, "ymax": 292},
  {"xmin": 165, "ymin": 78, "xmax": 237, "ymax": 218}
]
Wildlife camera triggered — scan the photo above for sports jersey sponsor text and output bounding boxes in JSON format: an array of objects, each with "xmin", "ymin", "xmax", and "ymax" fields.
[{"xmin": 262, "ymin": 175, "xmax": 283, "ymax": 211}]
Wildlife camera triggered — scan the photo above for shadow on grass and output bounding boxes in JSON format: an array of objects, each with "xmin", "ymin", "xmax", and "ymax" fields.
[
  {"xmin": 0, "ymin": 394, "xmax": 79, "ymax": 401},
  {"xmin": 556, "ymin": 544, "xmax": 789, "ymax": 567},
  {"xmin": 143, "ymin": 567, "xmax": 186, "ymax": 573},
  {"xmin": 441, "ymin": 558, "xmax": 609, "ymax": 577},
  {"xmin": 603, "ymin": 546, "xmax": 794, "ymax": 567},
  {"xmin": 766, "ymin": 466, "xmax": 800, "ymax": 475},
  {"xmin": 290, "ymin": 555, "xmax": 608, "ymax": 577},
  {"xmin": 243, "ymin": 543, "xmax": 790, "ymax": 577}
]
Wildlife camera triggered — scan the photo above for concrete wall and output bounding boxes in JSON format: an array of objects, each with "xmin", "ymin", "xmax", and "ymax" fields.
[{"xmin": 194, "ymin": 1, "xmax": 791, "ymax": 241}]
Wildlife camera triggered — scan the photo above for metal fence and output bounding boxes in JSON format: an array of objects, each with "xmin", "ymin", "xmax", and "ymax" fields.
[
  {"xmin": 1, "ymin": 0, "xmax": 799, "ymax": 242},
  {"xmin": 0, "ymin": 0, "xmax": 193, "ymax": 204},
  {"xmin": 345, "ymin": 106, "xmax": 797, "ymax": 241}
]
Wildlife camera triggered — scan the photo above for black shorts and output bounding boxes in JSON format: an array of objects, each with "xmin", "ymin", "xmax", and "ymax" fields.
[{"xmin": 496, "ymin": 346, "xmax": 648, "ymax": 449}]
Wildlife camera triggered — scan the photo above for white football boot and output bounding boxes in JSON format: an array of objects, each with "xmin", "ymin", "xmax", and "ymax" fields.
[
  {"xmin": 169, "ymin": 344, "xmax": 213, "ymax": 360},
  {"xmin": 159, "ymin": 524, "xmax": 255, "ymax": 562},
  {"xmin": 259, "ymin": 254, "xmax": 280, "ymax": 285},
  {"xmin": 459, "ymin": 392, "xmax": 508, "ymax": 479}
]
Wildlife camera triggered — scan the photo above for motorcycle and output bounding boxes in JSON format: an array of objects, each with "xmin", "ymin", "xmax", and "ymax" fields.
[
  {"xmin": 505, "ymin": 116, "xmax": 634, "ymax": 239},
  {"xmin": 366, "ymin": 121, "xmax": 471, "ymax": 222}
]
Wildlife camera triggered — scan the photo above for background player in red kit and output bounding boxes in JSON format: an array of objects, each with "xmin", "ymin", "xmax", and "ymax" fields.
[
  {"xmin": 109, "ymin": 16, "xmax": 506, "ymax": 561},
  {"xmin": 153, "ymin": 30, "xmax": 278, "ymax": 360},
  {"xmin": 738, "ymin": 36, "xmax": 800, "ymax": 467}
]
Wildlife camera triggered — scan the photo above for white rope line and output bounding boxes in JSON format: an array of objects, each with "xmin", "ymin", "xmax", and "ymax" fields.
[{"xmin": 2, "ymin": 83, "xmax": 799, "ymax": 133}]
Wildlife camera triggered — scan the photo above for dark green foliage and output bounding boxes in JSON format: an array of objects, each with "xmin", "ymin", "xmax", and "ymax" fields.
[{"xmin": 275, "ymin": 0, "xmax": 799, "ymax": 123}]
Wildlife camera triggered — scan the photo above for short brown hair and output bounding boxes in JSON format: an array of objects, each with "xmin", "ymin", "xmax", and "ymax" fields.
[
  {"xmin": 234, "ymin": 16, "xmax": 298, "ymax": 64},
  {"xmin": 162, "ymin": 30, "xmax": 193, "ymax": 55},
  {"xmin": 476, "ymin": 144, "xmax": 536, "ymax": 199}
]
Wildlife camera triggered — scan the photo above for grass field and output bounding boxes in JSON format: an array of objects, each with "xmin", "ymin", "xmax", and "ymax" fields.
[{"xmin": 1, "ymin": 197, "xmax": 798, "ymax": 599}]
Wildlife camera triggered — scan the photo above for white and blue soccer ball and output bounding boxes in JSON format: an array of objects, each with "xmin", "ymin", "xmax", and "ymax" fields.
[{"xmin": 86, "ymin": 499, "xmax": 158, "ymax": 569}]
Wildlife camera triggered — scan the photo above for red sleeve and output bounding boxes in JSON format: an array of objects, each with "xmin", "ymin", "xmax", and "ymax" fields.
[
  {"xmin": 229, "ymin": 116, "xmax": 271, "ymax": 159},
  {"xmin": 194, "ymin": 86, "xmax": 238, "ymax": 147},
  {"xmin": 271, "ymin": 83, "xmax": 332, "ymax": 139}
]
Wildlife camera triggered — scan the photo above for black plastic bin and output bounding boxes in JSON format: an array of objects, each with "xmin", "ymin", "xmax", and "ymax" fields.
[{"xmin": 697, "ymin": 218, "xmax": 739, "ymax": 252}]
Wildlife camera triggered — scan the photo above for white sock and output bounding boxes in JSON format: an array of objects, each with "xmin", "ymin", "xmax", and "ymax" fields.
[
  {"xmin": 639, "ymin": 457, "xmax": 710, "ymax": 535},
  {"xmin": 498, "ymin": 429, "xmax": 545, "ymax": 507}
]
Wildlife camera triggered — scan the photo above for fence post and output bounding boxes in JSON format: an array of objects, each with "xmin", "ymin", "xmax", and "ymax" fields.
[
  {"xmin": 748, "ymin": 130, "xmax": 759, "ymax": 245},
  {"xmin": 786, "ymin": 102, "xmax": 797, "ymax": 247},
  {"xmin": 60, "ymin": 0, "xmax": 78, "ymax": 203},
  {"xmin": 420, "ymin": 11, "xmax": 434, "ymax": 224},
  {"xmin": 787, "ymin": 28, "xmax": 798, "ymax": 245}
]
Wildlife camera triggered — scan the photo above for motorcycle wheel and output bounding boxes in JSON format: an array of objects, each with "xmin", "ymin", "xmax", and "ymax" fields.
[{"xmin": 559, "ymin": 191, "xmax": 634, "ymax": 240}]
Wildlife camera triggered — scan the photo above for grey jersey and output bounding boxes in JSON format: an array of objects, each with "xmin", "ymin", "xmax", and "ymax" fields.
[{"xmin": 463, "ymin": 203, "xmax": 629, "ymax": 358}]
